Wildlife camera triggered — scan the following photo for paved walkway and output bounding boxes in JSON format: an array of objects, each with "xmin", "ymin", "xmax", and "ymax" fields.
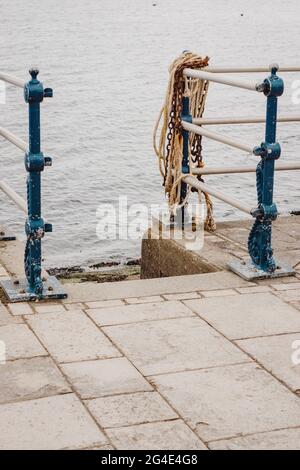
[{"xmin": 1, "ymin": 263, "xmax": 300, "ymax": 449}]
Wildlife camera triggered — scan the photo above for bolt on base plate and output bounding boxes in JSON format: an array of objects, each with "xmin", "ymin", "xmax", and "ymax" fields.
[
  {"xmin": 0, "ymin": 235, "xmax": 16, "ymax": 241},
  {"xmin": 227, "ymin": 259, "xmax": 295, "ymax": 281},
  {"xmin": 0, "ymin": 231, "xmax": 16, "ymax": 241},
  {"xmin": 0, "ymin": 225, "xmax": 16, "ymax": 241},
  {"xmin": 0, "ymin": 276, "xmax": 67, "ymax": 302}
]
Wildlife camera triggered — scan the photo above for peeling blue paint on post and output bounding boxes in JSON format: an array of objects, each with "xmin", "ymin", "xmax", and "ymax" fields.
[
  {"xmin": 180, "ymin": 96, "xmax": 191, "ymax": 228},
  {"xmin": 248, "ymin": 65, "xmax": 284, "ymax": 273},
  {"xmin": 23, "ymin": 69, "xmax": 52, "ymax": 296},
  {"xmin": 0, "ymin": 68, "xmax": 67, "ymax": 301}
]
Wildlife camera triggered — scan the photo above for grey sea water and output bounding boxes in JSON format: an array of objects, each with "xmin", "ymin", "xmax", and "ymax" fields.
[{"xmin": 0, "ymin": 0, "xmax": 299, "ymax": 268}]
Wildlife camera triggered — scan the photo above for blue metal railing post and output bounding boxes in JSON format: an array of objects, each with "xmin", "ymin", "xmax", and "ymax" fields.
[
  {"xmin": 24, "ymin": 69, "xmax": 53, "ymax": 296},
  {"xmin": 248, "ymin": 65, "xmax": 284, "ymax": 272},
  {"xmin": 179, "ymin": 96, "xmax": 191, "ymax": 228}
]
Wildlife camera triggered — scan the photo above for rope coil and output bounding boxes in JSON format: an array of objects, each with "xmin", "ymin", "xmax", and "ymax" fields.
[{"xmin": 153, "ymin": 52, "xmax": 216, "ymax": 231}]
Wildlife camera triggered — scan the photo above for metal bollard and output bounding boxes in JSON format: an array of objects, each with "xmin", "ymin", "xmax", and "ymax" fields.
[
  {"xmin": 249, "ymin": 65, "xmax": 283, "ymax": 272},
  {"xmin": 0, "ymin": 69, "xmax": 67, "ymax": 301},
  {"xmin": 229, "ymin": 65, "xmax": 295, "ymax": 279},
  {"xmin": 24, "ymin": 69, "xmax": 53, "ymax": 295}
]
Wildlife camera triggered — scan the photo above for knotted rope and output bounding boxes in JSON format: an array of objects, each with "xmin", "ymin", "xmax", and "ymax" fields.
[{"xmin": 153, "ymin": 52, "xmax": 216, "ymax": 232}]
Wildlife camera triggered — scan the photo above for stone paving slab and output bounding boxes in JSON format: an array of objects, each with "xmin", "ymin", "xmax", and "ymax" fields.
[
  {"xmin": 86, "ymin": 391, "xmax": 178, "ymax": 428},
  {"xmin": 237, "ymin": 333, "xmax": 300, "ymax": 392},
  {"xmin": 87, "ymin": 300, "xmax": 194, "ymax": 327},
  {"xmin": 34, "ymin": 304, "xmax": 66, "ymax": 314},
  {"xmin": 217, "ymin": 221, "xmax": 299, "ymax": 252},
  {"xmin": 0, "ymin": 356, "xmax": 70, "ymax": 404},
  {"xmin": 209, "ymin": 427, "xmax": 300, "ymax": 450},
  {"xmin": 0, "ymin": 324, "xmax": 47, "ymax": 361},
  {"xmin": 26, "ymin": 309, "xmax": 120, "ymax": 363},
  {"xmin": 201, "ymin": 289, "xmax": 238, "ymax": 298},
  {"xmin": 274, "ymin": 250, "xmax": 300, "ymax": 269},
  {"xmin": 106, "ymin": 420, "xmax": 207, "ymax": 450},
  {"xmin": 125, "ymin": 296, "xmax": 164, "ymax": 304},
  {"xmin": 292, "ymin": 301, "xmax": 300, "ymax": 311},
  {"xmin": 8, "ymin": 302, "xmax": 34, "ymax": 316},
  {"xmin": 185, "ymin": 293, "xmax": 300, "ymax": 340},
  {"xmin": 0, "ymin": 239, "xmax": 25, "ymax": 279},
  {"xmin": 235, "ymin": 285, "xmax": 272, "ymax": 294},
  {"xmin": 64, "ymin": 272, "xmax": 253, "ymax": 302},
  {"xmin": 0, "ymin": 393, "xmax": 107, "ymax": 450},
  {"xmin": 162, "ymin": 292, "xmax": 201, "ymax": 301},
  {"xmin": 85, "ymin": 300, "xmax": 125, "ymax": 309},
  {"xmin": 272, "ymin": 281, "xmax": 300, "ymax": 291},
  {"xmin": 275, "ymin": 289, "xmax": 300, "ymax": 302},
  {"xmin": 271, "ymin": 230, "xmax": 300, "ymax": 251},
  {"xmin": 103, "ymin": 317, "xmax": 249, "ymax": 376},
  {"xmin": 152, "ymin": 363, "xmax": 300, "ymax": 442},
  {"xmin": 61, "ymin": 357, "xmax": 152, "ymax": 399},
  {"xmin": 0, "ymin": 303, "xmax": 23, "ymax": 326},
  {"xmin": 86, "ymin": 445, "xmax": 115, "ymax": 450}
]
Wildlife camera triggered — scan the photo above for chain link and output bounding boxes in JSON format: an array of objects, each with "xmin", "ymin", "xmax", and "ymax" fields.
[{"xmin": 164, "ymin": 58, "xmax": 209, "ymax": 187}]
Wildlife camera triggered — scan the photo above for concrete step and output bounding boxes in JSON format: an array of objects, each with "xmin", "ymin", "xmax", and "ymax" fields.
[{"xmin": 63, "ymin": 271, "xmax": 254, "ymax": 303}]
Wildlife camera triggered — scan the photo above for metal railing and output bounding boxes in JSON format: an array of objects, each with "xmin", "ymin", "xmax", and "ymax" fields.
[
  {"xmin": 180, "ymin": 63, "xmax": 300, "ymax": 280},
  {"xmin": 0, "ymin": 69, "xmax": 67, "ymax": 301}
]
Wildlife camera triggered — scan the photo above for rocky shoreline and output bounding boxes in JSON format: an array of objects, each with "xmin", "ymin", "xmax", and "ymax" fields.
[{"xmin": 47, "ymin": 259, "xmax": 141, "ymax": 284}]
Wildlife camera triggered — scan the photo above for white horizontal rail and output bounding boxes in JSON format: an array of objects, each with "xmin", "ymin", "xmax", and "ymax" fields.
[
  {"xmin": 0, "ymin": 72, "xmax": 24, "ymax": 88},
  {"xmin": 183, "ymin": 68, "xmax": 262, "ymax": 92},
  {"xmin": 203, "ymin": 66, "xmax": 300, "ymax": 74},
  {"xmin": 182, "ymin": 120, "xmax": 253, "ymax": 154},
  {"xmin": 0, "ymin": 127, "xmax": 27, "ymax": 152},
  {"xmin": 193, "ymin": 115, "xmax": 300, "ymax": 125},
  {"xmin": 0, "ymin": 181, "xmax": 27, "ymax": 213},
  {"xmin": 183, "ymin": 175, "xmax": 252, "ymax": 215},
  {"xmin": 192, "ymin": 162, "xmax": 300, "ymax": 175}
]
